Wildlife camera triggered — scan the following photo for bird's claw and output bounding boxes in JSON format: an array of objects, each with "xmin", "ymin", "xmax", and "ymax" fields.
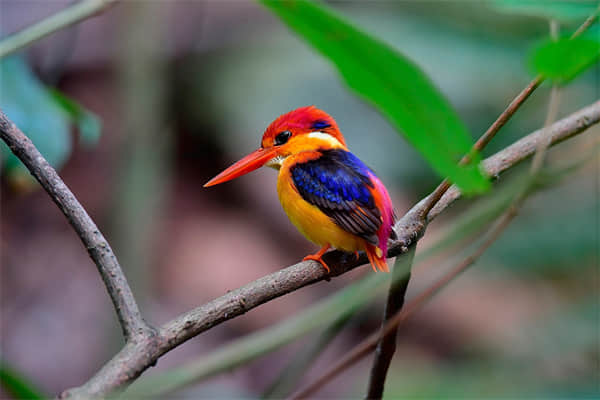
[
  {"xmin": 303, "ymin": 254, "xmax": 331, "ymax": 273},
  {"xmin": 303, "ymin": 244, "xmax": 332, "ymax": 273}
]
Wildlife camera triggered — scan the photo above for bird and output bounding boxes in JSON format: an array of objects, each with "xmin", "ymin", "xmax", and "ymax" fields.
[{"xmin": 204, "ymin": 106, "xmax": 396, "ymax": 272}]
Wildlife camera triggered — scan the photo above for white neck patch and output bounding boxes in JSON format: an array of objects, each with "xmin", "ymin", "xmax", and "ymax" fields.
[{"xmin": 307, "ymin": 131, "xmax": 344, "ymax": 148}]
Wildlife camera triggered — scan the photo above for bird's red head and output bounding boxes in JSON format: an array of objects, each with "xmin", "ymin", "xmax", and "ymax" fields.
[
  {"xmin": 204, "ymin": 106, "xmax": 347, "ymax": 187},
  {"xmin": 260, "ymin": 106, "xmax": 345, "ymax": 148}
]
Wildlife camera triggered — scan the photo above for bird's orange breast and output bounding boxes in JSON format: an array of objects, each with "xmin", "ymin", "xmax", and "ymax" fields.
[{"xmin": 277, "ymin": 152, "xmax": 365, "ymax": 253}]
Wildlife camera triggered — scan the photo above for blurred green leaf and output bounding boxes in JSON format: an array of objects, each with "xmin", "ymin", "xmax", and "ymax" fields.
[
  {"xmin": 0, "ymin": 363, "xmax": 46, "ymax": 400},
  {"xmin": 0, "ymin": 56, "xmax": 102, "ymax": 185},
  {"xmin": 0, "ymin": 57, "xmax": 71, "ymax": 175},
  {"xmin": 260, "ymin": 0, "xmax": 490, "ymax": 194},
  {"xmin": 491, "ymin": 0, "xmax": 599, "ymax": 22},
  {"xmin": 530, "ymin": 36, "xmax": 600, "ymax": 84},
  {"xmin": 48, "ymin": 88, "xmax": 102, "ymax": 147}
]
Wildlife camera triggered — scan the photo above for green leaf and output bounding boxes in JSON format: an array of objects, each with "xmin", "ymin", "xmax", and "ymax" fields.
[
  {"xmin": 0, "ymin": 56, "xmax": 102, "ymax": 185},
  {"xmin": 0, "ymin": 363, "xmax": 46, "ymax": 400},
  {"xmin": 491, "ymin": 0, "xmax": 599, "ymax": 22},
  {"xmin": 0, "ymin": 57, "xmax": 71, "ymax": 175},
  {"xmin": 530, "ymin": 36, "xmax": 600, "ymax": 84},
  {"xmin": 259, "ymin": 0, "xmax": 489, "ymax": 194},
  {"xmin": 48, "ymin": 88, "xmax": 102, "ymax": 147}
]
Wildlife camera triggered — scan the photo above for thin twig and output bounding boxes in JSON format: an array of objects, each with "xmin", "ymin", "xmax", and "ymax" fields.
[
  {"xmin": 420, "ymin": 75, "xmax": 543, "ymax": 217},
  {"xmin": 531, "ymin": 20, "xmax": 562, "ymax": 174},
  {"xmin": 59, "ymin": 101, "xmax": 600, "ymax": 399},
  {"xmin": 571, "ymin": 5, "xmax": 600, "ymax": 39},
  {"xmin": 0, "ymin": 110, "xmax": 153, "ymax": 343},
  {"xmin": 0, "ymin": 0, "xmax": 118, "ymax": 59}
]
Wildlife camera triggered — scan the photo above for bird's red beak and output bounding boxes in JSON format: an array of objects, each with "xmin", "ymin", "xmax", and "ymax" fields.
[{"xmin": 204, "ymin": 147, "xmax": 278, "ymax": 187}]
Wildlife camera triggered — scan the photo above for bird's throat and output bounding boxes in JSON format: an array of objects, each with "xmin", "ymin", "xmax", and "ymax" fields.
[{"xmin": 266, "ymin": 155, "xmax": 286, "ymax": 170}]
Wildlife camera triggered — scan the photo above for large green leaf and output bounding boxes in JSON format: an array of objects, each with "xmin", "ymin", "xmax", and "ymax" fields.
[
  {"xmin": 259, "ymin": 0, "xmax": 489, "ymax": 194},
  {"xmin": 530, "ymin": 36, "xmax": 600, "ymax": 84}
]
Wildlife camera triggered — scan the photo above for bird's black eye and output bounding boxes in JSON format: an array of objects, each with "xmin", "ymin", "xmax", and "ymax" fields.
[{"xmin": 274, "ymin": 130, "xmax": 292, "ymax": 146}]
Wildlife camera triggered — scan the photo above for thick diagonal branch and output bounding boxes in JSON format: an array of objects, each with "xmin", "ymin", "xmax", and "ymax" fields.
[
  {"xmin": 61, "ymin": 100, "xmax": 600, "ymax": 399},
  {"xmin": 0, "ymin": 110, "xmax": 153, "ymax": 342}
]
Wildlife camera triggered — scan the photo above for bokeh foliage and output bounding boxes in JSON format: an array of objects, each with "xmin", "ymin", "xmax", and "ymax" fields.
[{"xmin": 0, "ymin": 56, "xmax": 100, "ymax": 186}]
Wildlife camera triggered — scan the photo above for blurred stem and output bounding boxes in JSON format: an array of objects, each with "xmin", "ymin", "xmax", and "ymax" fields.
[
  {"xmin": 0, "ymin": 0, "xmax": 118, "ymax": 59},
  {"xmin": 366, "ymin": 247, "xmax": 416, "ymax": 399},
  {"xmin": 111, "ymin": 2, "xmax": 171, "ymax": 307},
  {"xmin": 531, "ymin": 20, "xmax": 561, "ymax": 174},
  {"xmin": 261, "ymin": 311, "xmax": 354, "ymax": 399}
]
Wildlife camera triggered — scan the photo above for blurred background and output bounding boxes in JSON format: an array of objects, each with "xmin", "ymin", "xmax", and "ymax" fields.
[{"xmin": 1, "ymin": 1, "xmax": 598, "ymax": 398}]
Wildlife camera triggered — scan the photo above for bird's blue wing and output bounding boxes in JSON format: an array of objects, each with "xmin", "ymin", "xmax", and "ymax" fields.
[{"xmin": 290, "ymin": 149, "xmax": 382, "ymax": 245}]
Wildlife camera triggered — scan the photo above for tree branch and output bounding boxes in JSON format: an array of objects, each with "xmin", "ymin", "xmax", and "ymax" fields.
[
  {"xmin": 366, "ymin": 246, "xmax": 415, "ymax": 399},
  {"xmin": 60, "ymin": 100, "xmax": 600, "ymax": 399},
  {"xmin": 0, "ymin": 110, "xmax": 153, "ymax": 342},
  {"xmin": 0, "ymin": 0, "xmax": 118, "ymax": 59}
]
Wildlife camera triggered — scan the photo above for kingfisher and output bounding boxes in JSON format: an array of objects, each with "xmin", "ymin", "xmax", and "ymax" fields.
[{"xmin": 204, "ymin": 106, "xmax": 396, "ymax": 272}]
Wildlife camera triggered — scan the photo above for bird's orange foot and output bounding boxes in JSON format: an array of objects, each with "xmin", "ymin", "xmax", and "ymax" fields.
[
  {"xmin": 354, "ymin": 251, "xmax": 360, "ymax": 260},
  {"xmin": 303, "ymin": 244, "xmax": 331, "ymax": 272}
]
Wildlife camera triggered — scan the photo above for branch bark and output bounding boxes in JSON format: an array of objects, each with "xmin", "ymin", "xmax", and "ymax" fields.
[
  {"xmin": 366, "ymin": 246, "xmax": 415, "ymax": 399},
  {"xmin": 58, "ymin": 100, "xmax": 600, "ymax": 399},
  {"xmin": 0, "ymin": 0, "xmax": 118, "ymax": 59},
  {"xmin": 0, "ymin": 110, "xmax": 153, "ymax": 342}
]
